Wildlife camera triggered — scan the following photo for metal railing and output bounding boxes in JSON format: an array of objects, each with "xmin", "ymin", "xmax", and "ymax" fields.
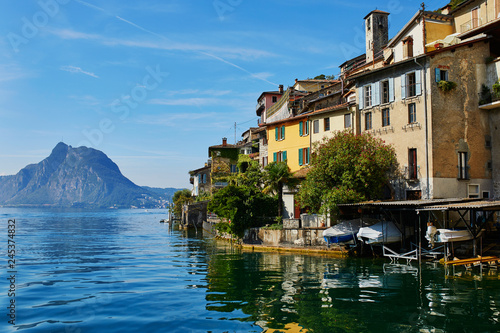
[{"xmin": 460, "ymin": 18, "xmax": 482, "ymax": 33}]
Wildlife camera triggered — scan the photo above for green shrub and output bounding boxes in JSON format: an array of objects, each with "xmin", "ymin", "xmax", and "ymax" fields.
[{"xmin": 437, "ymin": 80, "xmax": 457, "ymax": 92}]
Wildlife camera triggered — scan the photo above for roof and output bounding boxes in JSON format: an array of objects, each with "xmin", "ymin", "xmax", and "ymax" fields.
[
  {"xmin": 257, "ymin": 90, "xmax": 282, "ymax": 102},
  {"xmin": 364, "ymin": 9, "xmax": 390, "ymax": 19},
  {"xmin": 189, "ymin": 165, "xmax": 210, "ymax": 175},
  {"xmin": 293, "ymin": 167, "xmax": 311, "ymax": 179},
  {"xmin": 387, "ymin": 11, "xmax": 452, "ymax": 48},
  {"xmin": 208, "ymin": 143, "xmax": 241, "ymax": 149},
  {"xmin": 338, "ymin": 198, "xmax": 477, "ymax": 208},
  {"xmin": 458, "ymin": 16, "xmax": 500, "ymax": 40},
  {"xmin": 416, "ymin": 200, "xmax": 500, "ymax": 211}
]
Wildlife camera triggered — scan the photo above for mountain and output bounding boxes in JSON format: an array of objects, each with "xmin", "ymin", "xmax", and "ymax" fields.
[{"xmin": 0, "ymin": 142, "xmax": 176, "ymax": 208}]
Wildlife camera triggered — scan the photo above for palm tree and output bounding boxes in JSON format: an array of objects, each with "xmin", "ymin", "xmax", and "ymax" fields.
[{"xmin": 263, "ymin": 161, "xmax": 298, "ymax": 219}]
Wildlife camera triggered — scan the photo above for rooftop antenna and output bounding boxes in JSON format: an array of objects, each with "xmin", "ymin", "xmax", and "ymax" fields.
[{"xmin": 234, "ymin": 122, "xmax": 237, "ymax": 144}]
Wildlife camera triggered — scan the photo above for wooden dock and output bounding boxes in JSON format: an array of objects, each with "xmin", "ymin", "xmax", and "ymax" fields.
[{"xmin": 443, "ymin": 256, "xmax": 500, "ymax": 268}]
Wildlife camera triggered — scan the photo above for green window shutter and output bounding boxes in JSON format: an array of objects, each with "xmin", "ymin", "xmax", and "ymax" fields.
[
  {"xmin": 283, "ymin": 150, "xmax": 287, "ymax": 161},
  {"xmin": 273, "ymin": 152, "xmax": 277, "ymax": 162},
  {"xmin": 299, "ymin": 121, "xmax": 303, "ymax": 136},
  {"xmin": 306, "ymin": 148, "xmax": 310, "ymax": 164},
  {"xmin": 305, "ymin": 120, "xmax": 309, "ymax": 135},
  {"xmin": 298, "ymin": 148, "xmax": 303, "ymax": 166},
  {"xmin": 281, "ymin": 126, "xmax": 285, "ymax": 140},
  {"xmin": 275, "ymin": 127, "xmax": 279, "ymax": 141}
]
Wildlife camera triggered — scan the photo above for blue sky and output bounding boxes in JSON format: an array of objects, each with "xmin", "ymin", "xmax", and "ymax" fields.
[{"xmin": 0, "ymin": 0, "xmax": 446, "ymax": 188}]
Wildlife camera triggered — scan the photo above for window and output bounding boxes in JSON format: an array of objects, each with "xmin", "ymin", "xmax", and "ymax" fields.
[
  {"xmin": 402, "ymin": 71, "xmax": 421, "ymax": 99},
  {"xmin": 468, "ymin": 184, "xmax": 479, "ymax": 198},
  {"xmin": 344, "ymin": 114, "xmax": 352, "ymax": 128},
  {"xmin": 272, "ymin": 96, "xmax": 277, "ymax": 103},
  {"xmin": 382, "ymin": 80, "xmax": 390, "ymax": 104},
  {"xmin": 382, "ymin": 108, "xmax": 390, "ymax": 127},
  {"xmin": 273, "ymin": 151, "xmax": 287, "ymax": 162},
  {"xmin": 324, "ymin": 117, "xmax": 330, "ymax": 131},
  {"xmin": 299, "ymin": 121, "xmax": 309, "ymax": 136},
  {"xmin": 458, "ymin": 152, "xmax": 468, "ymax": 180},
  {"xmin": 230, "ymin": 164, "xmax": 238, "ymax": 173},
  {"xmin": 403, "ymin": 36, "xmax": 413, "ymax": 58},
  {"xmin": 408, "ymin": 103, "xmax": 416, "ymax": 124},
  {"xmin": 435, "ymin": 68, "xmax": 448, "ymax": 82},
  {"xmin": 365, "ymin": 112, "xmax": 372, "ymax": 130},
  {"xmin": 313, "ymin": 120, "xmax": 319, "ymax": 133},
  {"xmin": 408, "ymin": 148, "xmax": 417, "ymax": 179},
  {"xmin": 275, "ymin": 125, "xmax": 285, "ymax": 141},
  {"xmin": 407, "ymin": 72, "xmax": 416, "ymax": 97},
  {"xmin": 471, "ymin": 7, "xmax": 479, "ymax": 29},
  {"xmin": 364, "ymin": 85, "xmax": 372, "ymax": 108},
  {"xmin": 298, "ymin": 147, "xmax": 310, "ymax": 166},
  {"xmin": 483, "ymin": 191, "xmax": 490, "ymax": 199},
  {"xmin": 262, "ymin": 156, "xmax": 268, "ymax": 167},
  {"xmin": 202, "ymin": 174, "xmax": 207, "ymax": 184}
]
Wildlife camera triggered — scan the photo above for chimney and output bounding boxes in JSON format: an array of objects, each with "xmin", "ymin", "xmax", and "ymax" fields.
[
  {"xmin": 295, "ymin": 78, "xmax": 298, "ymax": 83},
  {"xmin": 279, "ymin": 84, "xmax": 283, "ymax": 94},
  {"xmin": 222, "ymin": 137, "xmax": 227, "ymax": 146}
]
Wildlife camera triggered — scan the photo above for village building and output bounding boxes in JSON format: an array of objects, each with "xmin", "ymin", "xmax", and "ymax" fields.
[
  {"xmin": 347, "ymin": 3, "xmax": 500, "ymax": 200},
  {"xmin": 208, "ymin": 138, "xmax": 240, "ymax": 192},
  {"xmin": 189, "ymin": 161, "xmax": 211, "ymax": 197}
]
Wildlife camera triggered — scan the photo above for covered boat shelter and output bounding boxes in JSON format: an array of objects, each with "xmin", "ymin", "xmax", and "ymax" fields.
[
  {"xmin": 416, "ymin": 200, "xmax": 500, "ymax": 257},
  {"xmin": 337, "ymin": 198, "xmax": 497, "ymax": 261}
]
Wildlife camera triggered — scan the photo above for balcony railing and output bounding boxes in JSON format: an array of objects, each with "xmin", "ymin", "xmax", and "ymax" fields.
[{"xmin": 460, "ymin": 18, "xmax": 482, "ymax": 33}]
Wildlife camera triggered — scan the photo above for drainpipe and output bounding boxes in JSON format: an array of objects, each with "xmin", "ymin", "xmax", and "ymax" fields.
[{"xmin": 414, "ymin": 56, "xmax": 430, "ymax": 199}]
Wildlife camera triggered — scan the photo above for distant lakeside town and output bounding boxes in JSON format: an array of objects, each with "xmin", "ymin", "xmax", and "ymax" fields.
[{"xmin": 175, "ymin": 0, "xmax": 500, "ymax": 261}]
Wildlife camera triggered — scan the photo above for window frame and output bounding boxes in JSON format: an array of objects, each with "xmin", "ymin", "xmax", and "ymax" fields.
[
  {"xmin": 272, "ymin": 96, "xmax": 277, "ymax": 103},
  {"xmin": 344, "ymin": 113, "xmax": 352, "ymax": 128},
  {"xmin": 324, "ymin": 117, "xmax": 330, "ymax": 131},
  {"xmin": 381, "ymin": 80, "xmax": 390, "ymax": 104},
  {"xmin": 365, "ymin": 112, "xmax": 372, "ymax": 130},
  {"xmin": 364, "ymin": 85, "xmax": 372, "ymax": 108},
  {"xmin": 313, "ymin": 120, "xmax": 319, "ymax": 134},
  {"xmin": 382, "ymin": 108, "xmax": 390, "ymax": 127},
  {"xmin": 408, "ymin": 103, "xmax": 417, "ymax": 124},
  {"xmin": 458, "ymin": 151, "xmax": 468, "ymax": 180},
  {"xmin": 408, "ymin": 148, "xmax": 417, "ymax": 180}
]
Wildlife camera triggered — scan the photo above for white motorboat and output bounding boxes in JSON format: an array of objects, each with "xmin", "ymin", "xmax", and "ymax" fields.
[
  {"xmin": 425, "ymin": 223, "xmax": 473, "ymax": 248},
  {"xmin": 322, "ymin": 218, "xmax": 378, "ymax": 245},
  {"xmin": 356, "ymin": 220, "xmax": 404, "ymax": 244}
]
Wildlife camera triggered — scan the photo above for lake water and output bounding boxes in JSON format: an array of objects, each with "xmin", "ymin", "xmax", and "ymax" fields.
[{"xmin": 1, "ymin": 208, "xmax": 499, "ymax": 332}]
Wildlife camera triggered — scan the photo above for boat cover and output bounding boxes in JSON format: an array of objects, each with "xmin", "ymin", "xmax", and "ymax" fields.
[{"xmin": 357, "ymin": 220, "xmax": 402, "ymax": 244}]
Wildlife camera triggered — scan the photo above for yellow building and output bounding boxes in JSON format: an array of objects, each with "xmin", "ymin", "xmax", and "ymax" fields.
[{"xmin": 266, "ymin": 114, "xmax": 311, "ymax": 173}]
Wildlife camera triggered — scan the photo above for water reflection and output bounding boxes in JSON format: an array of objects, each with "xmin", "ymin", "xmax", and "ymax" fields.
[{"xmin": 204, "ymin": 239, "xmax": 500, "ymax": 333}]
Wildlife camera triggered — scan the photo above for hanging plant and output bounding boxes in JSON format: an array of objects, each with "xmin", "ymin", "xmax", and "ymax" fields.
[
  {"xmin": 492, "ymin": 80, "xmax": 500, "ymax": 99},
  {"xmin": 437, "ymin": 80, "xmax": 457, "ymax": 92}
]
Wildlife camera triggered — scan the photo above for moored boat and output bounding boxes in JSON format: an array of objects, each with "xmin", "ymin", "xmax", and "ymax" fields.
[
  {"xmin": 323, "ymin": 218, "xmax": 377, "ymax": 245},
  {"xmin": 356, "ymin": 220, "xmax": 404, "ymax": 244},
  {"xmin": 425, "ymin": 223, "xmax": 473, "ymax": 248}
]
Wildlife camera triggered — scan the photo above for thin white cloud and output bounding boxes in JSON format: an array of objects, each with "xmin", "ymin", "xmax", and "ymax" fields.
[
  {"xmin": 148, "ymin": 97, "xmax": 221, "ymax": 106},
  {"xmin": 60, "ymin": 65, "xmax": 99, "ymax": 78}
]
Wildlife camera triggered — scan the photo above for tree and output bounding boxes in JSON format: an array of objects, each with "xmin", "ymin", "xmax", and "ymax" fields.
[
  {"xmin": 208, "ymin": 185, "xmax": 277, "ymax": 238},
  {"xmin": 263, "ymin": 161, "xmax": 298, "ymax": 218},
  {"xmin": 172, "ymin": 189, "xmax": 193, "ymax": 217},
  {"xmin": 297, "ymin": 131, "xmax": 398, "ymax": 215}
]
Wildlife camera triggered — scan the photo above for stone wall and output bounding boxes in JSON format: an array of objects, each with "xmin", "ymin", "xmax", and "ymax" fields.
[{"xmin": 244, "ymin": 227, "xmax": 326, "ymax": 247}]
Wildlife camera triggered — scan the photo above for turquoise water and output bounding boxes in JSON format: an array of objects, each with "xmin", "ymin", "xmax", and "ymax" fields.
[{"xmin": 1, "ymin": 208, "xmax": 499, "ymax": 332}]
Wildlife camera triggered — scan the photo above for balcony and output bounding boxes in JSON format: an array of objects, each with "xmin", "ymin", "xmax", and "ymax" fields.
[
  {"xmin": 460, "ymin": 18, "xmax": 482, "ymax": 33},
  {"xmin": 256, "ymin": 101, "xmax": 265, "ymax": 114}
]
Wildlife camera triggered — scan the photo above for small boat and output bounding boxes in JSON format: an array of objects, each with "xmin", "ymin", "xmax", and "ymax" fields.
[
  {"xmin": 425, "ymin": 223, "xmax": 472, "ymax": 248},
  {"xmin": 322, "ymin": 218, "xmax": 377, "ymax": 245},
  {"xmin": 357, "ymin": 220, "xmax": 404, "ymax": 244}
]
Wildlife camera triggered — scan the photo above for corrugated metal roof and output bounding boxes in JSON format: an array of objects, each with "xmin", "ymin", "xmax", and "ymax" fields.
[
  {"xmin": 416, "ymin": 200, "xmax": 500, "ymax": 211},
  {"xmin": 338, "ymin": 198, "xmax": 476, "ymax": 208}
]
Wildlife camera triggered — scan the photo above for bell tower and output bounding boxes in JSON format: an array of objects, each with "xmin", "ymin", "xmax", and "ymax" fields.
[{"xmin": 364, "ymin": 10, "xmax": 389, "ymax": 63}]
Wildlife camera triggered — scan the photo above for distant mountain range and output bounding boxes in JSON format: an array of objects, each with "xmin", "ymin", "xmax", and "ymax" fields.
[{"xmin": 0, "ymin": 142, "xmax": 183, "ymax": 208}]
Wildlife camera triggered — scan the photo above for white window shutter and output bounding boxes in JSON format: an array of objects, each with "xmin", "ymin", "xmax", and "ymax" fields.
[
  {"xmin": 389, "ymin": 77, "xmax": 395, "ymax": 102},
  {"xmin": 401, "ymin": 74, "xmax": 406, "ymax": 99},
  {"xmin": 416, "ymin": 70, "xmax": 422, "ymax": 95},
  {"xmin": 373, "ymin": 82, "xmax": 380, "ymax": 106},
  {"xmin": 359, "ymin": 86, "xmax": 364, "ymax": 110}
]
